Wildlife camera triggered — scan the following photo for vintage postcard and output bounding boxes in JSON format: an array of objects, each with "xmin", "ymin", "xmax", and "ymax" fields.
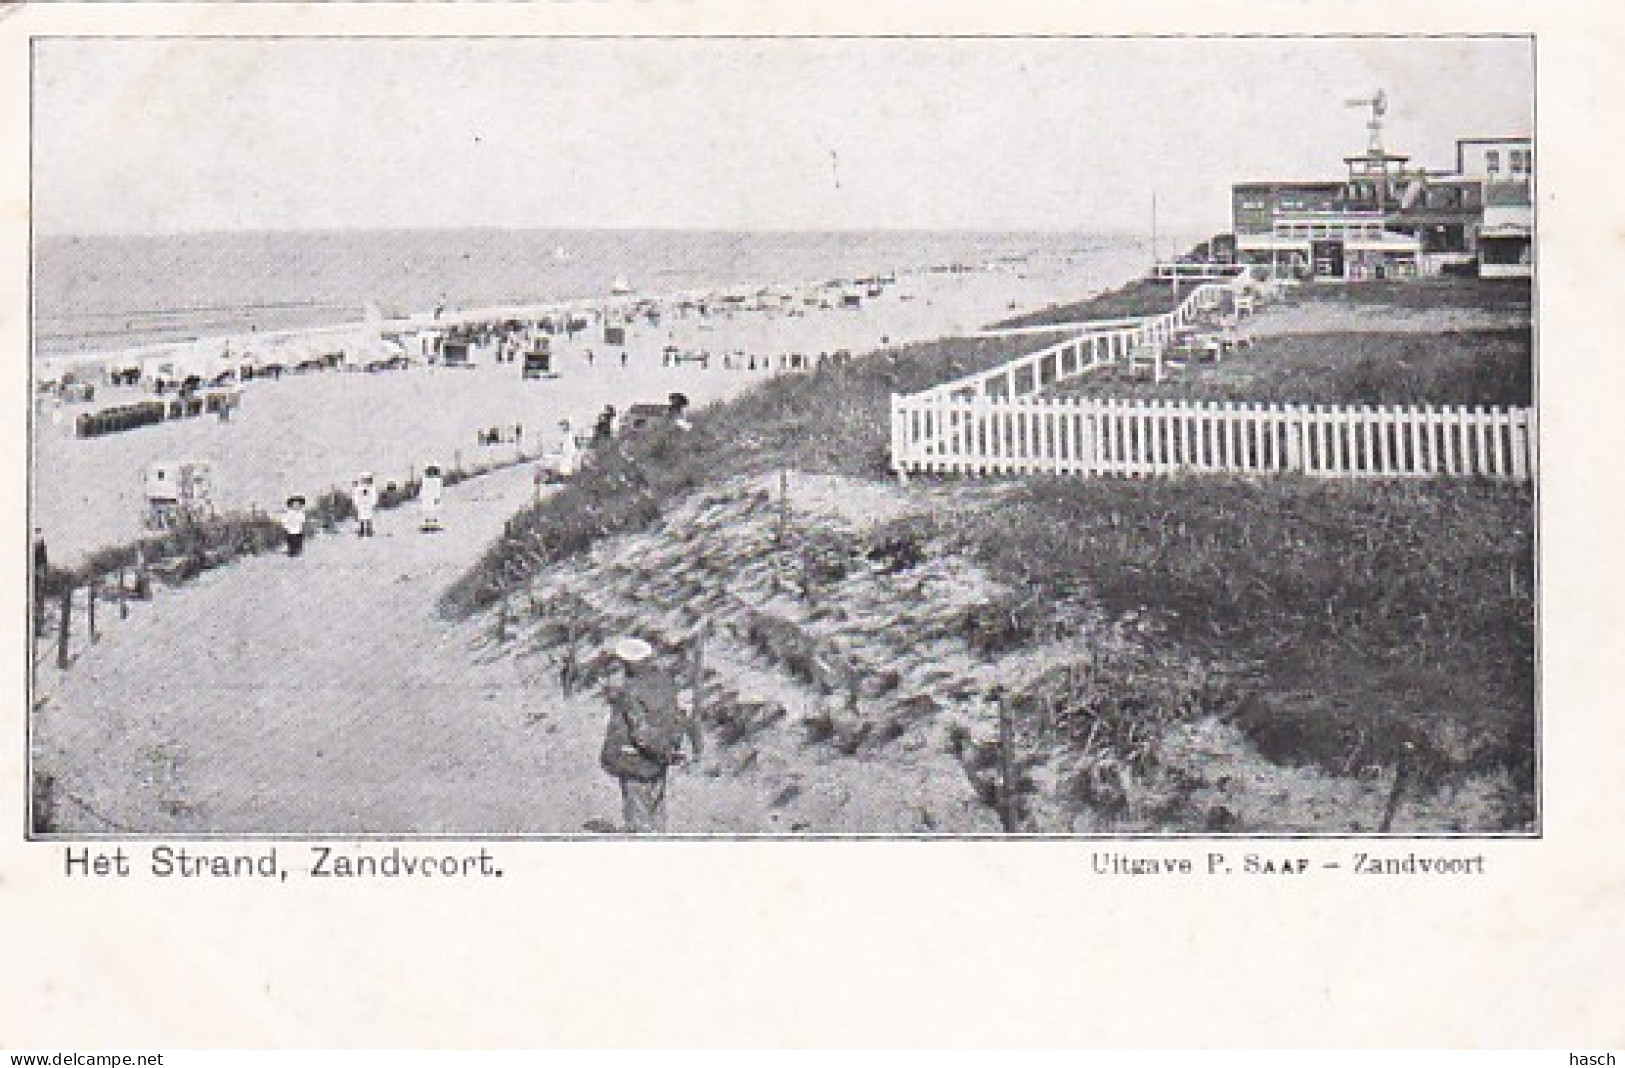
[{"xmin": 3, "ymin": 1, "xmax": 1621, "ymax": 1051}]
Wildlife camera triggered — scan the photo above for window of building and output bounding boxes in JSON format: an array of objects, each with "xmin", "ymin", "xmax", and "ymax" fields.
[
  {"xmin": 1486, "ymin": 150, "xmax": 1501, "ymax": 175},
  {"xmin": 1511, "ymin": 148, "xmax": 1531, "ymax": 176}
]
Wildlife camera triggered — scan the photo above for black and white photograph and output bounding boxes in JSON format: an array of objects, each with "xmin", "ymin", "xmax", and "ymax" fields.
[{"xmin": 26, "ymin": 34, "xmax": 1537, "ymax": 838}]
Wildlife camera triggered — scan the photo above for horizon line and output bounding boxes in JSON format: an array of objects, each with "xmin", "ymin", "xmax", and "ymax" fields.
[{"xmin": 32, "ymin": 224, "xmax": 1184, "ymax": 241}]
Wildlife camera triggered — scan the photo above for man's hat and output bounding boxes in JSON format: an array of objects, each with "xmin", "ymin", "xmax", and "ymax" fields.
[
  {"xmin": 286, "ymin": 495, "xmax": 306, "ymax": 507},
  {"xmin": 611, "ymin": 636, "xmax": 654, "ymax": 664}
]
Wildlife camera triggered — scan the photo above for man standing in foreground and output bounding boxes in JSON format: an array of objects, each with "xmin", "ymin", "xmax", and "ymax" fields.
[{"xmin": 599, "ymin": 636, "xmax": 702, "ymax": 833}]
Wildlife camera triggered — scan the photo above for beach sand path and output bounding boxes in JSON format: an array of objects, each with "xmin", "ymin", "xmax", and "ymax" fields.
[{"xmin": 34, "ymin": 460, "xmax": 633, "ymax": 835}]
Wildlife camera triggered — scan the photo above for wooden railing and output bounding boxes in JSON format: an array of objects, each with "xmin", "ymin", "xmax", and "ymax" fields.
[
  {"xmin": 914, "ymin": 270, "xmax": 1252, "ymax": 405},
  {"xmin": 891, "ymin": 395, "xmax": 1536, "ymax": 481},
  {"xmin": 1151, "ymin": 261, "xmax": 1249, "ymax": 282}
]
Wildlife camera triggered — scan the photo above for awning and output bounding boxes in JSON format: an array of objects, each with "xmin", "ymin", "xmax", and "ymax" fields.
[
  {"xmin": 1344, "ymin": 233, "xmax": 1422, "ymax": 252},
  {"xmin": 1237, "ymin": 235, "xmax": 1311, "ymax": 252}
]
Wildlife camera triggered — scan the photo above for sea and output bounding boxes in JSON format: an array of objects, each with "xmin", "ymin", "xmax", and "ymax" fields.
[{"xmin": 32, "ymin": 229, "xmax": 1144, "ymax": 360}]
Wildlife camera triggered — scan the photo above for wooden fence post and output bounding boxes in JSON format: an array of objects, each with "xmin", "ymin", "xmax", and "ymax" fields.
[
  {"xmin": 31, "ymin": 773, "xmax": 57, "ymax": 836},
  {"xmin": 997, "ymin": 691, "xmax": 1018, "ymax": 833},
  {"xmin": 689, "ymin": 618, "xmax": 710, "ymax": 723},
  {"xmin": 776, "ymin": 468, "xmax": 790, "ymax": 547},
  {"xmin": 57, "ymin": 586, "xmax": 73, "ymax": 669},
  {"xmin": 1379, "ymin": 744, "xmax": 1415, "ymax": 833},
  {"xmin": 87, "ymin": 582, "xmax": 98, "ymax": 643},
  {"xmin": 118, "ymin": 567, "xmax": 129, "ymax": 620},
  {"xmin": 561, "ymin": 618, "xmax": 578, "ymax": 696}
]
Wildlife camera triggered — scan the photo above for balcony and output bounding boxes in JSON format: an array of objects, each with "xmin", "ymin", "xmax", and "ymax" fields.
[{"xmin": 1485, "ymin": 181, "xmax": 1533, "ymax": 207}]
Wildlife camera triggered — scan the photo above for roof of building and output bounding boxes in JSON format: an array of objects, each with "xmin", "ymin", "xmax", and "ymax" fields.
[{"xmin": 1232, "ymin": 180, "xmax": 1345, "ymax": 192}]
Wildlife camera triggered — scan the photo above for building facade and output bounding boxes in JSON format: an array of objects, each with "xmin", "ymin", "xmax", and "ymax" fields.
[
  {"xmin": 1228, "ymin": 131, "xmax": 1532, "ymax": 282},
  {"xmin": 1457, "ymin": 136, "xmax": 1534, "ymax": 279}
]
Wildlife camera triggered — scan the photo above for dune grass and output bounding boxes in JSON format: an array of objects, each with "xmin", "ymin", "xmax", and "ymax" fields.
[
  {"xmin": 443, "ymin": 272, "xmax": 1536, "ymax": 824},
  {"xmin": 442, "ymin": 331, "xmax": 1054, "ymax": 614},
  {"xmin": 952, "ymin": 475, "xmax": 1533, "ymax": 788},
  {"xmin": 1051, "ymin": 327, "xmax": 1532, "ymax": 408},
  {"xmin": 1285, "ymin": 276, "xmax": 1533, "ymax": 315},
  {"xmin": 991, "ymin": 277, "xmax": 1191, "ymax": 329}
]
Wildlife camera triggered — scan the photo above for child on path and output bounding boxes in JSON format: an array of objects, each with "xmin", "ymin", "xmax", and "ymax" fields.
[
  {"xmin": 282, "ymin": 496, "xmax": 307, "ymax": 556},
  {"xmin": 353, "ymin": 473, "xmax": 378, "ymax": 537},
  {"xmin": 550, "ymin": 418, "xmax": 580, "ymax": 479},
  {"xmin": 419, "ymin": 464, "xmax": 444, "ymax": 532}
]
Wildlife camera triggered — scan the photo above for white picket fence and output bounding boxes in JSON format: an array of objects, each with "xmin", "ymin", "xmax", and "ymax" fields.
[{"xmin": 891, "ymin": 395, "xmax": 1536, "ymax": 481}]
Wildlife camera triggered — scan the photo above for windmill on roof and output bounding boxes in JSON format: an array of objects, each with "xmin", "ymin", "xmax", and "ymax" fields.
[
  {"xmin": 1346, "ymin": 88, "xmax": 1389, "ymax": 154},
  {"xmin": 1342, "ymin": 88, "xmax": 1410, "ymax": 212}
]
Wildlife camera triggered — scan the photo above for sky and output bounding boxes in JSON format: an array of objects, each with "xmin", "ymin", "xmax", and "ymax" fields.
[{"xmin": 32, "ymin": 36, "xmax": 1534, "ymax": 235}]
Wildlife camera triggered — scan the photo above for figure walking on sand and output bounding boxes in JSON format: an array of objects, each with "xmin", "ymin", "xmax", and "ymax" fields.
[
  {"xmin": 549, "ymin": 418, "xmax": 580, "ymax": 480},
  {"xmin": 419, "ymin": 464, "xmax": 444, "ymax": 532},
  {"xmin": 281, "ymin": 496, "xmax": 307, "ymax": 557},
  {"xmin": 353, "ymin": 472, "xmax": 378, "ymax": 538},
  {"xmin": 598, "ymin": 636, "xmax": 702, "ymax": 833}
]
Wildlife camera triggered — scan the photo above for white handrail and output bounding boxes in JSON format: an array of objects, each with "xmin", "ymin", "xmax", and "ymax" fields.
[{"xmin": 906, "ymin": 270, "xmax": 1254, "ymax": 404}]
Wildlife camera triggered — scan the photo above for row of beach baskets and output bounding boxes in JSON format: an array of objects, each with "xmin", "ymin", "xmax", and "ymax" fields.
[{"xmin": 75, "ymin": 391, "xmax": 241, "ymax": 438}]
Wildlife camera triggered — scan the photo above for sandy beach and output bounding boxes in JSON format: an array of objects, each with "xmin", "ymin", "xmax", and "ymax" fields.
[{"xmin": 33, "ymin": 253, "xmax": 1143, "ymax": 568}]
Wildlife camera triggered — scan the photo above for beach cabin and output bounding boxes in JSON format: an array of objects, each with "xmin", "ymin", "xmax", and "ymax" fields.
[
  {"xmin": 618, "ymin": 402, "xmax": 675, "ymax": 437},
  {"xmin": 143, "ymin": 460, "xmax": 214, "ymax": 530},
  {"xmin": 522, "ymin": 341, "xmax": 557, "ymax": 379},
  {"xmin": 350, "ymin": 335, "xmax": 408, "ymax": 372},
  {"xmin": 142, "ymin": 344, "xmax": 227, "ymax": 393},
  {"xmin": 438, "ymin": 334, "xmax": 475, "ymax": 368},
  {"xmin": 107, "ymin": 358, "xmax": 144, "ymax": 387},
  {"xmin": 399, "ymin": 330, "xmax": 441, "ymax": 362},
  {"xmin": 238, "ymin": 341, "xmax": 291, "ymax": 380}
]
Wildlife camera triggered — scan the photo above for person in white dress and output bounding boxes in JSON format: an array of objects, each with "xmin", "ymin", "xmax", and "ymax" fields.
[
  {"xmin": 353, "ymin": 472, "xmax": 378, "ymax": 538},
  {"xmin": 551, "ymin": 418, "xmax": 580, "ymax": 479},
  {"xmin": 419, "ymin": 464, "xmax": 444, "ymax": 532}
]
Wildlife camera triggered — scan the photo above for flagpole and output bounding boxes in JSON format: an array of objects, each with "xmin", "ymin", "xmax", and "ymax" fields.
[{"xmin": 1151, "ymin": 190, "xmax": 1159, "ymax": 274}]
